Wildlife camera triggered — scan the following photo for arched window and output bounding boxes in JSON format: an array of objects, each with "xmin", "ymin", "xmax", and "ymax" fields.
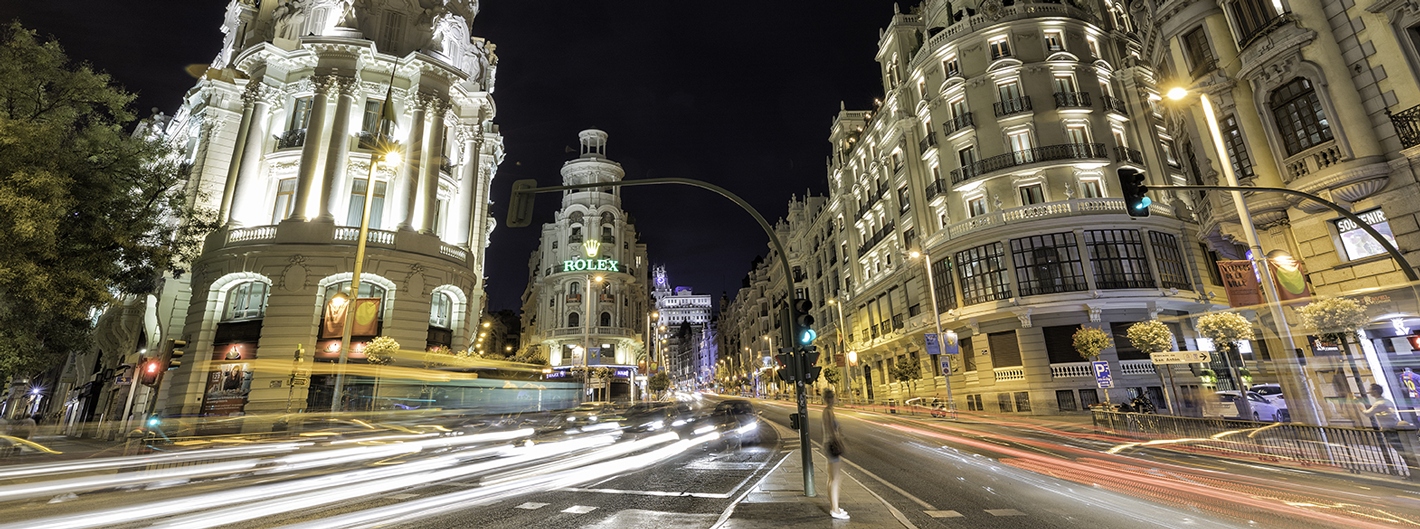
[
  {"xmin": 600, "ymin": 312, "xmax": 612, "ymax": 326},
  {"xmin": 568, "ymin": 282, "xmax": 580, "ymax": 295},
  {"xmin": 568, "ymin": 312, "xmax": 580, "ymax": 327},
  {"xmin": 323, "ymin": 281, "xmax": 387, "ymax": 321},
  {"xmin": 430, "ymin": 291, "xmax": 453, "ymax": 328},
  {"xmin": 1270, "ymin": 77, "xmax": 1333, "ymax": 156},
  {"xmin": 224, "ymin": 281, "xmax": 269, "ymax": 321}
]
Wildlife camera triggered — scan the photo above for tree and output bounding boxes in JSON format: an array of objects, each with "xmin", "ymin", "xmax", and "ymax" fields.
[
  {"xmin": 0, "ymin": 24, "xmax": 216, "ymax": 378},
  {"xmin": 889, "ymin": 355, "xmax": 921, "ymax": 398},
  {"xmin": 819, "ymin": 352, "xmax": 841, "ymax": 387},
  {"xmin": 648, "ymin": 372, "xmax": 671, "ymax": 396}
]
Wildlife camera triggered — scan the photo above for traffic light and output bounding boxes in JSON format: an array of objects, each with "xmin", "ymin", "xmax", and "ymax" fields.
[
  {"xmin": 139, "ymin": 359, "xmax": 162, "ymax": 386},
  {"xmin": 775, "ymin": 348, "xmax": 797, "ymax": 383},
  {"xmin": 167, "ymin": 339, "xmax": 187, "ymax": 370},
  {"xmin": 1117, "ymin": 167, "xmax": 1151, "ymax": 218},
  {"xmin": 506, "ymin": 179, "xmax": 538, "ymax": 228},
  {"xmin": 792, "ymin": 298, "xmax": 816, "ymax": 345},
  {"xmin": 800, "ymin": 346, "xmax": 822, "ymax": 384}
]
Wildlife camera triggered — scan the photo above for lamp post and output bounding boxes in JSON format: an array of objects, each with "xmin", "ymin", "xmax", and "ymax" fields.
[
  {"xmin": 827, "ymin": 298, "xmax": 851, "ymax": 402},
  {"xmin": 1166, "ymin": 87, "xmax": 1319, "ymax": 425},
  {"xmin": 583, "ymin": 273, "xmax": 604, "ymax": 401},
  {"xmin": 909, "ymin": 249, "xmax": 956, "ymax": 419},
  {"xmin": 331, "ymin": 146, "xmax": 402, "ymax": 412}
]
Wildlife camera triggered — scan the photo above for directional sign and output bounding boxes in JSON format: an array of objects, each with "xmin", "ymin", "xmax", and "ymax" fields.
[
  {"xmin": 1150, "ymin": 351, "xmax": 1212, "ymax": 365},
  {"xmin": 1093, "ymin": 361, "xmax": 1113, "ymax": 388}
]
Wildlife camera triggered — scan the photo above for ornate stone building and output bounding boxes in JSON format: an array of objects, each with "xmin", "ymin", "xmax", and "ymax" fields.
[
  {"xmin": 65, "ymin": 0, "xmax": 508, "ymax": 428},
  {"xmin": 520, "ymin": 130, "xmax": 650, "ymax": 400}
]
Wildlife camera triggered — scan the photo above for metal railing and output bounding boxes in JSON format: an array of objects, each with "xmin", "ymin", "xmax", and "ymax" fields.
[
  {"xmin": 1388, "ymin": 104, "xmax": 1420, "ymax": 149},
  {"xmin": 1053, "ymin": 91, "xmax": 1091, "ymax": 109},
  {"xmin": 951, "ymin": 143, "xmax": 1106, "ymax": 184},
  {"xmin": 856, "ymin": 221, "xmax": 896, "ymax": 256},
  {"xmin": 1236, "ymin": 12, "xmax": 1292, "ymax": 50},
  {"xmin": 942, "ymin": 112, "xmax": 974, "ymax": 135},
  {"xmin": 1101, "ymin": 94, "xmax": 1129, "ymax": 116},
  {"xmin": 994, "ymin": 96, "xmax": 1032, "ymax": 117},
  {"xmin": 1092, "ymin": 410, "xmax": 1416, "ymax": 479},
  {"xmin": 926, "ymin": 179, "xmax": 948, "ymax": 201},
  {"xmin": 1114, "ymin": 146, "xmax": 1144, "ymax": 164},
  {"xmin": 919, "ymin": 133, "xmax": 938, "ymax": 152},
  {"xmin": 276, "ymin": 129, "xmax": 306, "ymax": 149}
]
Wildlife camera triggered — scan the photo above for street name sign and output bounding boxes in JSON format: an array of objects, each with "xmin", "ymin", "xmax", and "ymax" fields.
[{"xmin": 1150, "ymin": 351, "xmax": 1211, "ymax": 364}]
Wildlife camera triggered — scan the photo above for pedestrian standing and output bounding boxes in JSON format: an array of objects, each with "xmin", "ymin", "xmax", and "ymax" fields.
[
  {"xmin": 822, "ymin": 387, "xmax": 848, "ymax": 520},
  {"xmin": 1362, "ymin": 383, "xmax": 1399, "ymax": 429}
]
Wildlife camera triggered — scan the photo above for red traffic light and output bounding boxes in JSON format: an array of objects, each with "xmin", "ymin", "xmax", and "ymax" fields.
[{"xmin": 139, "ymin": 359, "xmax": 162, "ymax": 386}]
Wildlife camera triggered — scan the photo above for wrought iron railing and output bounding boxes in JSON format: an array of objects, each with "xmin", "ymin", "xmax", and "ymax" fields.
[
  {"xmin": 1388, "ymin": 104, "xmax": 1420, "ymax": 149},
  {"xmin": 994, "ymin": 96, "xmax": 1032, "ymax": 117},
  {"xmin": 925, "ymin": 179, "xmax": 948, "ymax": 201},
  {"xmin": 1114, "ymin": 146, "xmax": 1144, "ymax": 164},
  {"xmin": 942, "ymin": 112, "xmax": 974, "ymax": 135},
  {"xmin": 856, "ymin": 221, "xmax": 897, "ymax": 256},
  {"xmin": 1101, "ymin": 94, "xmax": 1129, "ymax": 116},
  {"xmin": 1053, "ymin": 91, "xmax": 1091, "ymax": 109},
  {"xmin": 276, "ymin": 129, "xmax": 306, "ymax": 149},
  {"xmin": 1236, "ymin": 12, "xmax": 1292, "ymax": 50},
  {"xmin": 919, "ymin": 132, "xmax": 938, "ymax": 152},
  {"xmin": 950, "ymin": 143, "xmax": 1106, "ymax": 184}
]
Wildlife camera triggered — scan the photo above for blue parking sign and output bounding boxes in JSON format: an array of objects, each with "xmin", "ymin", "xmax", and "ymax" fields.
[{"xmin": 1093, "ymin": 361, "xmax": 1113, "ymax": 388}]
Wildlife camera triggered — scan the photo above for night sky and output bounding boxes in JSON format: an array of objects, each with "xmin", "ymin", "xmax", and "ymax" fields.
[{"xmin": 0, "ymin": 1, "xmax": 890, "ymax": 312}]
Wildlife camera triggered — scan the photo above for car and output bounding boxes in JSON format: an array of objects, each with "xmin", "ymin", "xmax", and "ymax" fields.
[
  {"xmin": 1250, "ymin": 383, "xmax": 1283, "ymax": 403},
  {"xmin": 1205, "ymin": 391, "xmax": 1283, "ymax": 421},
  {"xmin": 712, "ymin": 399, "xmax": 761, "ymax": 444}
]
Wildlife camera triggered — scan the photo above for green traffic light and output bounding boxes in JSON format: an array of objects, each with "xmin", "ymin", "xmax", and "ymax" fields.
[{"xmin": 800, "ymin": 329, "xmax": 816, "ymax": 344}]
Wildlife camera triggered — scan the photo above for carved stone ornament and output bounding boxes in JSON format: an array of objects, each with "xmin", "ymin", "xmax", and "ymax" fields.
[
  {"xmin": 279, "ymin": 255, "xmax": 309, "ymax": 292},
  {"xmin": 1085, "ymin": 303, "xmax": 1104, "ymax": 322},
  {"xmin": 241, "ymin": 82, "xmax": 264, "ymax": 108},
  {"xmin": 406, "ymin": 263, "xmax": 427, "ymax": 296},
  {"xmin": 982, "ymin": 0, "xmax": 1005, "ymax": 20},
  {"xmin": 310, "ymin": 74, "xmax": 339, "ymax": 96},
  {"xmin": 334, "ymin": 75, "xmax": 360, "ymax": 97},
  {"xmin": 1012, "ymin": 308, "xmax": 1033, "ymax": 328}
]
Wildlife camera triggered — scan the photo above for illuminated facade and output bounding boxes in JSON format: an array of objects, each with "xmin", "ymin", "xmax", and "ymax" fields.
[
  {"xmin": 521, "ymin": 130, "xmax": 650, "ymax": 398},
  {"xmin": 65, "ymin": 0, "xmax": 509, "ymax": 427}
]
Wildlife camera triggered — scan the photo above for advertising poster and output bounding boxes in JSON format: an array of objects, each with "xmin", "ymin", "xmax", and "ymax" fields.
[
  {"xmin": 322, "ymin": 298, "xmax": 381, "ymax": 338},
  {"xmin": 1218, "ymin": 260, "xmax": 1263, "ymax": 307},
  {"xmin": 201, "ymin": 343, "xmax": 256, "ymax": 417},
  {"xmin": 1268, "ymin": 257, "xmax": 1311, "ymax": 302}
]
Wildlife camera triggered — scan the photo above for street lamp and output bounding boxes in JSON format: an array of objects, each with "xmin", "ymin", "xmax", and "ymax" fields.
[
  {"xmin": 584, "ymin": 274, "xmax": 604, "ymax": 401},
  {"xmin": 331, "ymin": 145, "xmax": 402, "ymax": 412},
  {"xmin": 906, "ymin": 249, "xmax": 956, "ymax": 418},
  {"xmin": 1166, "ymin": 87, "xmax": 1315, "ymax": 424}
]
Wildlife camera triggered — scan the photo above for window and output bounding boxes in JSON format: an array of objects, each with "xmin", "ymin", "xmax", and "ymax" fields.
[
  {"xmin": 1086, "ymin": 36, "xmax": 1101, "ymax": 58},
  {"xmin": 1044, "ymin": 30, "xmax": 1064, "ymax": 52},
  {"xmin": 1149, "ymin": 231, "xmax": 1192, "ymax": 290},
  {"xmin": 1183, "ymin": 27, "xmax": 1215, "ymax": 75},
  {"xmin": 956, "ymin": 242, "xmax": 1011, "ymax": 305},
  {"xmin": 289, "ymin": 97, "xmax": 312, "ymax": 130},
  {"xmin": 273, "ymin": 178, "xmax": 297, "ymax": 223},
  {"xmin": 1018, "ymin": 183, "xmax": 1045, "ymax": 205},
  {"xmin": 930, "ymin": 256, "xmax": 958, "ymax": 311},
  {"xmin": 990, "ymin": 331, "xmax": 1021, "ymax": 367},
  {"xmin": 1052, "ymin": 74, "xmax": 1077, "ymax": 94},
  {"xmin": 1270, "ymin": 78, "xmax": 1333, "ymax": 156},
  {"xmin": 961, "ymin": 336, "xmax": 976, "ymax": 371},
  {"xmin": 967, "ymin": 196, "xmax": 987, "ymax": 217},
  {"xmin": 1334, "ymin": 208, "xmax": 1398, "ymax": 260},
  {"xmin": 600, "ymin": 312, "xmax": 612, "ymax": 326},
  {"xmin": 1065, "ymin": 124, "xmax": 1089, "ymax": 145},
  {"xmin": 346, "ymin": 179, "xmax": 387, "ymax": 228},
  {"xmin": 1112, "ymin": 127, "xmax": 1129, "ymax": 149},
  {"xmin": 1085, "ymin": 229, "xmax": 1154, "ymax": 289},
  {"xmin": 1100, "ymin": 80, "xmax": 1114, "ymax": 98},
  {"xmin": 224, "ymin": 281, "xmax": 269, "ymax": 320},
  {"xmin": 382, "ymin": 11, "xmax": 406, "ymax": 50},
  {"xmin": 898, "ymin": 186, "xmax": 911, "ymax": 213},
  {"xmin": 1008, "ymin": 130, "xmax": 1034, "ymax": 164},
  {"xmin": 943, "ymin": 54, "xmax": 961, "ymax": 77},
  {"xmin": 918, "ymin": 79, "xmax": 928, "ymax": 100},
  {"xmin": 989, "ymin": 36, "xmax": 1012, "ymax": 60},
  {"xmin": 1160, "ymin": 138, "xmax": 1181, "ymax": 167},
  {"xmin": 998, "ymin": 81, "xmax": 1023, "ymax": 103},
  {"xmin": 568, "ymin": 312, "xmax": 579, "ymax": 327},
  {"xmin": 1043, "ymin": 324, "xmax": 1084, "ymax": 364},
  {"xmin": 1080, "ymin": 178, "xmax": 1103, "ymax": 198},
  {"xmin": 362, "ymin": 100, "xmax": 384, "ymax": 135},
  {"xmin": 1011, "ymin": 232, "xmax": 1087, "ymax": 296},
  {"xmin": 430, "ymin": 292, "xmax": 452, "ymax": 328},
  {"xmin": 958, "ymin": 145, "xmax": 977, "ymax": 169},
  {"xmin": 1230, "ymin": 0, "xmax": 1284, "ymax": 44}
]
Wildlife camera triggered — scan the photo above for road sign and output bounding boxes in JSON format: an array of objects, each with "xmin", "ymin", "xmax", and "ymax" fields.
[
  {"xmin": 1093, "ymin": 361, "xmax": 1113, "ymax": 388},
  {"xmin": 1149, "ymin": 351, "xmax": 1211, "ymax": 364},
  {"xmin": 926, "ymin": 333, "xmax": 960, "ymax": 355},
  {"xmin": 114, "ymin": 376, "xmax": 133, "ymax": 386},
  {"xmin": 939, "ymin": 357, "xmax": 951, "ymax": 377}
]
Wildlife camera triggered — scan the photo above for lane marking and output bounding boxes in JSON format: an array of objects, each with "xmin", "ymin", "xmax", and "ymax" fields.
[
  {"xmin": 562, "ymin": 505, "xmax": 598, "ymax": 514},
  {"xmin": 563, "ymin": 488, "xmax": 733, "ymax": 499},
  {"xmin": 986, "ymin": 508, "xmax": 1026, "ymax": 516},
  {"xmin": 515, "ymin": 502, "xmax": 548, "ymax": 510},
  {"xmin": 834, "ymin": 453, "xmax": 920, "ymax": 529},
  {"xmin": 836, "ymin": 451, "xmax": 936, "ymax": 510},
  {"xmin": 709, "ymin": 452, "xmax": 794, "ymax": 529},
  {"xmin": 387, "ymin": 493, "xmax": 418, "ymax": 500},
  {"xmin": 925, "ymin": 510, "xmax": 962, "ymax": 518}
]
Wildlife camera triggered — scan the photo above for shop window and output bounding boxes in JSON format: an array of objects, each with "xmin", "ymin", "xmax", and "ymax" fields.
[
  {"xmin": 430, "ymin": 291, "xmax": 452, "ymax": 328},
  {"xmin": 224, "ymin": 281, "xmax": 269, "ymax": 321},
  {"xmin": 1086, "ymin": 229, "xmax": 1154, "ymax": 289},
  {"xmin": 1334, "ymin": 208, "xmax": 1397, "ymax": 261}
]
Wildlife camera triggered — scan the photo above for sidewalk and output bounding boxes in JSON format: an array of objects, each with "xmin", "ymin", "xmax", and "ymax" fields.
[{"xmin": 717, "ymin": 447, "xmax": 912, "ymax": 528}]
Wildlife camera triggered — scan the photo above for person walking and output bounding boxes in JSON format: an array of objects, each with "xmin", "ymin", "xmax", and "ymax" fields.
[
  {"xmin": 822, "ymin": 387, "xmax": 848, "ymax": 520},
  {"xmin": 1362, "ymin": 383, "xmax": 1399, "ymax": 429}
]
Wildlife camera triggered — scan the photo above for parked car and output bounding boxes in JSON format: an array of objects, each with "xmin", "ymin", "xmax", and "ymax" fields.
[
  {"xmin": 1205, "ymin": 391, "xmax": 1284, "ymax": 421},
  {"xmin": 712, "ymin": 399, "xmax": 761, "ymax": 444},
  {"xmin": 1248, "ymin": 384, "xmax": 1290, "ymax": 422}
]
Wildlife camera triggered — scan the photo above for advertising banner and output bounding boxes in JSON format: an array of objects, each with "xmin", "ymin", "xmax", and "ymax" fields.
[
  {"xmin": 1267, "ymin": 257, "xmax": 1311, "ymax": 302},
  {"xmin": 1218, "ymin": 260, "xmax": 1263, "ymax": 307},
  {"xmin": 201, "ymin": 343, "xmax": 256, "ymax": 417},
  {"xmin": 322, "ymin": 298, "xmax": 381, "ymax": 338}
]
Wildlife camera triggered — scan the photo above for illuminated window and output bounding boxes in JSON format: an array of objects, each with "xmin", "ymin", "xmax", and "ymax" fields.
[
  {"xmin": 1044, "ymin": 31, "xmax": 1064, "ymax": 51},
  {"xmin": 430, "ymin": 292, "xmax": 452, "ymax": 328},
  {"xmin": 1018, "ymin": 183, "xmax": 1045, "ymax": 205},
  {"xmin": 272, "ymin": 178, "xmax": 297, "ymax": 223},
  {"xmin": 989, "ymin": 36, "xmax": 1012, "ymax": 60},
  {"xmin": 224, "ymin": 281, "xmax": 269, "ymax": 321},
  {"xmin": 943, "ymin": 54, "xmax": 960, "ymax": 77},
  {"xmin": 967, "ymin": 196, "xmax": 987, "ymax": 217},
  {"xmin": 346, "ymin": 178, "xmax": 387, "ymax": 228},
  {"xmin": 1334, "ymin": 209, "xmax": 1397, "ymax": 261},
  {"xmin": 1086, "ymin": 36, "xmax": 1101, "ymax": 58},
  {"xmin": 1270, "ymin": 77, "xmax": 1333, "ymax": 156}
]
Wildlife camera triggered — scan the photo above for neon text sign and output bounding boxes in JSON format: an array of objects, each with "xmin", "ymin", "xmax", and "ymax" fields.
[{"xmin": 562, "ymin": 259, "xmax": 620, "ymax": 273}]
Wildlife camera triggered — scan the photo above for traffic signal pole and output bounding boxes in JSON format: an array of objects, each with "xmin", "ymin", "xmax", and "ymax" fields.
[{"xmin": 509, "ymin": 177, "xmax": 815, "ymax": 497}]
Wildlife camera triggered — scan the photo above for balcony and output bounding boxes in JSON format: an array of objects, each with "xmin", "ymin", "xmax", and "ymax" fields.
[
  {"xmin": 1050, "ymin": 362, "xmax": 1092, "ymax": 378},
  {"xmin": 918, "ymin": 132, "xmax": 938, "ymax": 152},
  {"xmin": 994, "ymin": 367, "xmax": 1026, "ymax": 382},
  {"xmin": 891, "ymin": 314, "xmax": 904, "ymax": 330},
  {"xmin": 942, "ymin": 112, "xmax": 974, "ymax": 135},
  {"xmin": 943, "ymin": 197, "xmax": 1173, "ymax": 240},
  {"xmin": 601, "ymin": 235, "xmax": 616, "ymax": 243},
  {"xmin": 1114, "ymin": 146, "xmax": 1144, "ymax": 164},
  {"xmin": 276, "ymin": 129, "xmax": 306, "ymax": 149},
  {"xmin": 1119, "ymin": 360, "xmax": 1157, "ymax": 375},
  {"xmin": 994, "ymin": 96, "xmax": 1032, "ymax": 118},
  {"xmin": 566, "ymin": 294, "xmax": 582, "ymax": 303},
  {"xmin": 1053, "ymin": 91, "xmax": 1091, "ymax": 109},
  {"xmin": 1101, "ymin": 95, "xmax": 1129, "ymax": 116},
  {"xmin": 925, "ymin": 179, "xmax": 948, "ymax": 201},
  {"xmin": 1236, "ymin": 12, "xmax": 1292, "ymax": 50},
  {"xmin": 568, "ymin": 234, "xmax": 583, "ymax": 244},
  {"xmin": 950, "ymin": 143, "xmax": 1107, "ymax": 184},
  {"xmin": 856, "ymin": 221, "xmax": 896, "ymax": 256},
  {"xmin": 1388, "ymin": 104, "xmax": 1420, "ymax": 149},
  {"xmin": 600, "ymin": 294, "xmax": 616, "ymax": 303}
]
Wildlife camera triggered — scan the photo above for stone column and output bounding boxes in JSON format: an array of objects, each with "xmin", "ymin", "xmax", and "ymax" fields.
[
  {"xmin": 394, "ymin": 93, "xmax": 429, "ymax": 232},
  {"xmin": 290, "ymin": 74, "xmax": 335, "ymax": 221},
  {"xmin": 219, "ymin": 82, "xmax": 260, "ymax": 225},
  {"xmin": 320, "ymin": 76, "xmax": 359, "ymax": 222},
  {"xmin": 449, "ymin": 124, "xmax": 479, "ymax": 246},
  {"xmin": 418, "ymin": 97, "xmax": 450, "ymax": 234},
  {"xmin": 229, "ymin": 87, "xmax": 277, "ymax": 227}
]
